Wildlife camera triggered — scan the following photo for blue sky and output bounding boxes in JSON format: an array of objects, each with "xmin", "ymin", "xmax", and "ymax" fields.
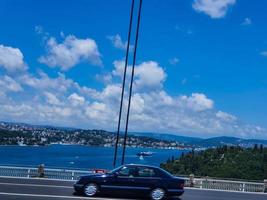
[{"xmin": 0, "ymin": 0, "xmax": 267, "ymax": 139}]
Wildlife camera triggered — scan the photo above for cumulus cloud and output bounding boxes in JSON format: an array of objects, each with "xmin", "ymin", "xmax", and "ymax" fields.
[
  {"xmin": 85, "ymin": 102, "xmax": 111, "ymax": 123},
  {"xmin": 135, "ymin": 61, "xmax": 166, "ymax": 90},
  {"xmin": 113, "ymin": 60, "xmax": 166, "ymax": 91},
  {"xmin": 0, "ymin": 55, "xmax": 265, "ymax": 138},
  {"xmin": 0, "ymin": 75, "xmax": 23, "ymax": 92},
  {"xmin": 107, "ymin": 34, "xmax": 133, "ymax": 51},
  {"xmin": 39, "ymin": 35, "xmax": 102, "ymax": 70},
  {"xmin": 192, "ymin": 0, "xmax": 236, "ymax": 19},
  {"xmin": 0, "ymin": 45, "xmax": 27, "ymax": 72},
  {"xmin": 180, "ymin": 93, "xmax": 214, "ymax": 112},
  {"xmin": 44, "ymin": 92, "xmax": 61, "ymax": 106},
  {"xmin": 68, "ymin": 93, "xmax": 85, "ymax": 106},
  {"xmin": 19, "ymin": 71, "xmax": 78, "ymax": 93},
  {"xmin": 216, "ymin": 110, "xmax": 237, "ymax": 122}
]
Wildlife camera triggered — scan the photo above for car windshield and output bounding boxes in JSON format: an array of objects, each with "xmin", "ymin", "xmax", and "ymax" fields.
[{"xmin": 107, "ymin": 166, "xmax": 122, "ymax": 174}]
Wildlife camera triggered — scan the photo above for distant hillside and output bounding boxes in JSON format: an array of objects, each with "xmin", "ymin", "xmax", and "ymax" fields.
[
  {"xmin": 195, "ymin": 136, "xmax": 267, "ymax": 148},
  {"xmin": 131, "ymin": 132, "xmax": 267, "ymax": 148},
  {"xmin": 0, "ymin": 122, "xmax": 185, "ymax": 149},
  {"xmin": 161, "ymin": 145, "xmax": 267, "ymax": 180},
  {"xmin": 130, "ymin": 132, "xmax": 203, "ymax": 144}
]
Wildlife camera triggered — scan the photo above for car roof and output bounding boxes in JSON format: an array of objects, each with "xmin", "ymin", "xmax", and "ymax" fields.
[{"xmin": 124, "ymin": 164, "xmax": 161, "ymax": 169}]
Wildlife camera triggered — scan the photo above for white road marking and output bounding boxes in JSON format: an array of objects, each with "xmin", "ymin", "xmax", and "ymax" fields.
[
  {"xmin": 0, "ymin": 182, "xmax": 73, "ymax": 189},
  {"xmin": 0, "ymin": 192, "xmax": 125, "ymax": 199}
]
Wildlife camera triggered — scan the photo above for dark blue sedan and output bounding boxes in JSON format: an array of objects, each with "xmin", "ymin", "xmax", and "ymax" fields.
[{"xmin": 74, "ymin": 164, "xmax": 184, "ymax": 200}]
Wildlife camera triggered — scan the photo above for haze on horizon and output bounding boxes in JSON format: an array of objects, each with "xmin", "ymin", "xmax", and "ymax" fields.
[{"xmin": 0, "ymin": 0, "xmax": 267, "ymax": 139}]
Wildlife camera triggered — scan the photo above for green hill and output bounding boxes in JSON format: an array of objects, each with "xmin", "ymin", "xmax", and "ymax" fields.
[{"xmin": 161, "ymin": 145, "xmax": 267, "ymax": 181}]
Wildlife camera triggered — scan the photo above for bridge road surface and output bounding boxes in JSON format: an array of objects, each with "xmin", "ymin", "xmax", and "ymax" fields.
[{"xmin": 0, "ymin": 177, "xmax": 266, "ymax": 200}]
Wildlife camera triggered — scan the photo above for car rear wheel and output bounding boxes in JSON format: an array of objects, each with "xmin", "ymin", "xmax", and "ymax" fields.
[
  {"xmin": 150, "ymin": 188, "xmax": 166, "ymax": 200},
  {"xmin": 84, "ymin": 183, "xmax": 98, "ymax": 197}
]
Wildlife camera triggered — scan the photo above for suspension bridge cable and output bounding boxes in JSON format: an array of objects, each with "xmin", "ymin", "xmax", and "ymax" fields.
[
  {"xmin": 121, "ymin": 0, "xmax": 143, "ymax": 165},
  {"xmin": 113, "ymin": 0, "xmax": 135, "ymax": 168}
]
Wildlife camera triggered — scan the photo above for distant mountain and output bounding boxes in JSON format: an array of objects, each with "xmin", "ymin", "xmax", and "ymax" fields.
[
  {"xmin": 195, "ymin": 136, "xmax": 267, "ymax": 148},
  {"xmin": 130, "ymin": 132, "xmax": 202, "ymax": 144},
  {"xmin": 130, "ymin": 132, "xmax": 267, "ymax": 148}
]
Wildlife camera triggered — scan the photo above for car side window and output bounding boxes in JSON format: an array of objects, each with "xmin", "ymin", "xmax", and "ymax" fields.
[
  {"xmin": 137, "ymin": 167, "xmax": 157, "ymax": 177},
  {"xmin": 118, "ymin": 166, "xmax": 137, "ymax": 177}
]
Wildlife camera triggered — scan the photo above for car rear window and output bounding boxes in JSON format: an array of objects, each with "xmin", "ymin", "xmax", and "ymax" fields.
[{"xmin": 137, "ymin": 167, "xmax": 156, "ymax": 177}]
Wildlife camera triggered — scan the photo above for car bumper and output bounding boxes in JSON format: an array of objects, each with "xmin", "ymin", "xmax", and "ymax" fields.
[
  {"xmin": 73, "ymin": 183, "xmax": 84, "ymax": 193},
  {"xmin": 167, "ymin": 189, "xmax": 184, "ymax": 196}
]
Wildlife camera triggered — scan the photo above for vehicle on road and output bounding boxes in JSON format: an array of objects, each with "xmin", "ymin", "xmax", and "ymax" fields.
[{"xmin": 74, "ymin": 164, "xmax": 184, "ymax": 200}]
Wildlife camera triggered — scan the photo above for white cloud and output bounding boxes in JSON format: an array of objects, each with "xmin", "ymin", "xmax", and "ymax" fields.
[
  {"xmin": 112, "ymin": 60, "xmax": 128, "ymax": 77},
  {"xmin": 169, "ymin": 57, "xmax": 179, "ymax": 65},
  {"xmin": 192, "ymin": 0, "xmax": 236, "ymax": 19},
  {"xmin": 0, "ymin": 45, "xmax": 27, "ymax": 72},
  {"xmin": 68, "ymin": 93, "xmax": 85, "ymax": 106},
  {"xmin": 39, "ymin": 35, "xmax": 102, "ymax": 70},
  {"xmin": 20, "ymin": 71, "xmax": 78, "ymax": 93},
  {"xmin": 135, "ymin": 61, "xmax": 167, "ymax": 90},
  {"xmin": 112, "ymin": 60, "xmax": 167, "ymax": 91},
  {"xmin": 0, "ymin": 75, "xmax": 23, "ymax": 92},
  {"xmin": 44, "ymin": 92, "xmax": 61, "ymax": 106},
  {"xmin": 0, "ymin": 57, "xmax": 265, "ymax": 138},
  {"xmin": 216, "ymin": 110, "xmax": 237, "ymax": 122},
  {"xmin": 241, "ymin": 18, "xmax": 252, "ymax": 26},
  {"xmin": 85, "ymin": 102, "xmax": 111, "ymax": 122},
  {"xmin": 100, "ymin": 84, "xmax": 121, "ymax": 100},
  {"xmin": 107, "ymin": 34, "xmax": 133, "ymax": 51},
  {"xmin": 131, "ymin": 93, "xmax": 145, "ymax": 114},
  {"xmin": 180, "ymin": 93, "xmax": 214, "ymax": 112}
]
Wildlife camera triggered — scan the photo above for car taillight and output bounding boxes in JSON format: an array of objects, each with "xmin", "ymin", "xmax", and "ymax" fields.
[{"xmin": 180, "ymin": 183, "xmax": 184, "ymax": 189}]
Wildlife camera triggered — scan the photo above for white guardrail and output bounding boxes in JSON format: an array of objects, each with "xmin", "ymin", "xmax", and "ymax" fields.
[
  {"xmin": 0, "ymin": 166, "xmax": 91, "ymax": 180},
  {"xmin": 183, "ymin": 177, "xmax": 265, "ymax": 193},
  {"xmin": 0, "ymin": 166, "xmax": 265, "ymax": 193}
]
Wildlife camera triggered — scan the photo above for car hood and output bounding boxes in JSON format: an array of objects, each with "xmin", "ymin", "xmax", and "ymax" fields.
[{"xmin": 81, "ymin": 173, "xmax": 111, "ymax": 179}]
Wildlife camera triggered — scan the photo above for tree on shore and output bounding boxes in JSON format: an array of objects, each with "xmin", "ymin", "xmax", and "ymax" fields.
[{"xmin": 161, "ymin": 145, "xmax": 267, "ymax": 181}]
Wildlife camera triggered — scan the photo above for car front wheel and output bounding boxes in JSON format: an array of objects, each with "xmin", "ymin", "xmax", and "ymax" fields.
[
  {"xmin": 150, "ymin": 188, "xmax": 166, "ymax": 200},
  {"xmin": 84, "ymin": 183, "xmax": 98, "ymax": 197}
]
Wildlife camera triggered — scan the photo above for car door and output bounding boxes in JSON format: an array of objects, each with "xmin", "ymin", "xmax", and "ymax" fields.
[
  {"xmin": 131, "ymin": 167, "xmax": 162, "ymax": 194},
  {"xmin": 101, "ymin": 166, "xmax": 137, "ymax": 194}
]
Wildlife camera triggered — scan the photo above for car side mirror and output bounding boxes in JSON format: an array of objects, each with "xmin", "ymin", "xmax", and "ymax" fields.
[{"xmin": 113, "ymin": 172, "xmax": 119, "ymax": 177}]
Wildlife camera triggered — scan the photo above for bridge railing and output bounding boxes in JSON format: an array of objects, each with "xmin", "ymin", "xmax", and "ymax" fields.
[
  {"xmin": 183, "ymin": 177, "xmax": 265, "ymax": 193},
  {"xmin": 0, "ymin": 166, "xmax": 265, "ymax": 193},
  {"xmin": 0, "ymin": 166, "xmax": 91, "ymax": 180}
]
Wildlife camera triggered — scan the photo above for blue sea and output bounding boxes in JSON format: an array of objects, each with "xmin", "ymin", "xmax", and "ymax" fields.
[{"xmin": 0, "ymin": 145, "xmax": 187, "ymax": 170}]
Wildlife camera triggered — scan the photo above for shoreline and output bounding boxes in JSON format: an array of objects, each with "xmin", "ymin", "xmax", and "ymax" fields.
[{"xmin": 0, "ymin": 144, "xmax": 191, "ymax": 150}]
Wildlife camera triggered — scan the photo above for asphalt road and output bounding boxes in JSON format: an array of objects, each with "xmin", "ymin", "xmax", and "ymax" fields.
[{"xmin": 0, "ymin": 177, "xmax": 266, "ymax": 200}]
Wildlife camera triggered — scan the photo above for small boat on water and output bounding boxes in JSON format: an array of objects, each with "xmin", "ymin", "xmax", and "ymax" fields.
[{"xmin": 136, "ymin": 151, "xmax": 153, "ymax": 157}]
